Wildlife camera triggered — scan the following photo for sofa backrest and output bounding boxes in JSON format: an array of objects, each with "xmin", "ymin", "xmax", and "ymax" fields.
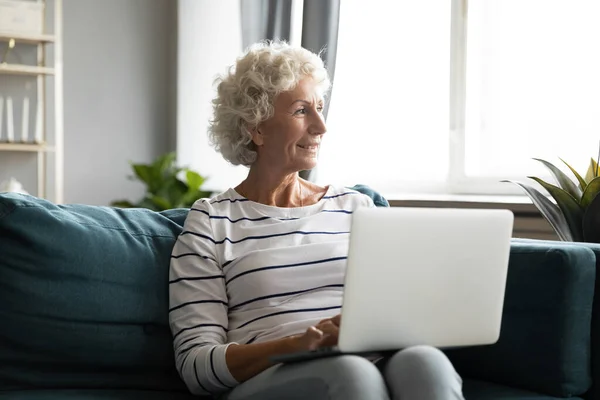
[
  {"xmin": 512, "ymin": 239, "xmax": 600, "ymax": 400},
  {"xmin": 0, "ymin": 193, "xmax": 189, "ymax": 391},
  {"xmin": 0, "ymin": 185, "xmax": 384, "ymax": 391},
  {"xmin": 445, "ymin": 239, "xmax": 596, "ymax": 398}
]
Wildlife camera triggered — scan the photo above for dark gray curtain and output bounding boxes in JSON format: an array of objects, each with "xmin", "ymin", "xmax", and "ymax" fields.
[
  {"xmin": 240, "ymin": 0, "xmax": 293, "ymax": 49},
  {"xmin": 300, "ymin": 0, "xmax": 340, "ymax": 121},
  {"xmin": 239, "ymin": 0, "xmax": 341, "ymax": 181},
  {"xmin": 299, "ymin": 0, "xmax": 340, "ymax": 180}
]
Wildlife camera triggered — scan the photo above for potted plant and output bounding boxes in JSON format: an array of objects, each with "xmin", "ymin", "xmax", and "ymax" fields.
[
  {"xmin": 111, "ymin": 152, "xmax": 212, "ymax": 211},
  {"xmin": 503, "ymin": 152, "xmax": 600, "ymax": 242}
]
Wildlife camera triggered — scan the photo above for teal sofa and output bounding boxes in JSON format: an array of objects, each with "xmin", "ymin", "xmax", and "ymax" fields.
[{"xmin": 0, "ymin": 191, "xmax": 599, "ymax": 399}]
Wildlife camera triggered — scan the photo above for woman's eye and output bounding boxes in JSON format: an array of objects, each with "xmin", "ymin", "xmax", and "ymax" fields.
[
  {"xmin": 317, "ymin": 106, "xmax": 324, "ymax": 113},
  {"xmin": 295, "ymin": 108, "xmax": 307, "ymax": 115}
]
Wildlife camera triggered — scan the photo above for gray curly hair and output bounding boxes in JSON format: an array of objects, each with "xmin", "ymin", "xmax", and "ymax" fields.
[{"xmin": 208, "ymin": 41, "xmax": 331, "ymax": 166}]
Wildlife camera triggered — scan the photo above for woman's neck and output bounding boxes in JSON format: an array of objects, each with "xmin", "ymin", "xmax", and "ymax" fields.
[{"xmin": 236, "ymin": 167, "xmax": 303, "ymax": 208}]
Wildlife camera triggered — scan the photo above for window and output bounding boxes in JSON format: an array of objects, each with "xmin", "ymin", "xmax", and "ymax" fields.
[
  {"xmin": 316, "ymin": 0, "xmax": 600, "ymax": 196},
  {"xmin": 316, "ymin": 0, "xmax": 451, "ymax": 194}
]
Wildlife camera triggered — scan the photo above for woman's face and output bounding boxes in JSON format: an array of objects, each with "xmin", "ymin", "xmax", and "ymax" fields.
[{"xmin": 252, "ymin": 78, "xmax": 327, "ymax": 173}]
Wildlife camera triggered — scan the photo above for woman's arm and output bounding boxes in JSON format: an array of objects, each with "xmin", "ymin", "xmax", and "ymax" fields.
[
  {"xmin": 226, "ymin": 318, "xmax": 340, "ymax": 382},
  {"xmin": 169, "ymin": 200, "xmax": 235, "ymax": 396},
  {"xmin": 170, "ymin": 199, "xmax": 343, "ymax": 392},
  {"xmin": 225, "ymin": 336, "xmax": 299, "ymax": 382}
]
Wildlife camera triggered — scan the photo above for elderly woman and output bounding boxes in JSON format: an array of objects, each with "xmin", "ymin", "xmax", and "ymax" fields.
[{"xmin": 169, "ymin": 41, "xmax": 464, "ymax": 400}]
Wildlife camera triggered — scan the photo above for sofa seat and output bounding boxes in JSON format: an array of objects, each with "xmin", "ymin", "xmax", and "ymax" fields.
[
  {"xmin": 1, "ymin": 381, "xmax": 581, "ymax": 400},
  {"xmin": 1, "ymin": 193, "xmax": 596, "ymax": 399},
  {"xmin": 0, "ymin": 389, "xmax": 200, "ymax": 400},
  {"xmin": 463, "ymin": 379, "xmax": 583, "ymax": 400}
]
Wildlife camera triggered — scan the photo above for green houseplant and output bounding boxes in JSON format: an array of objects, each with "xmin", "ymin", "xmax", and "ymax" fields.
[
  {"xmin": 503, "ymin": 154, "xmax": 600, "ymax": 243},
  {"xmin": 111, "ymin": 152, "xmax": 212, "ymax": 211}
]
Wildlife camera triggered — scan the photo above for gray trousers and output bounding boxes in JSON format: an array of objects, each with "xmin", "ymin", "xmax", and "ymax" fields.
[{"xmin": 221, "ymin": 345, "xmax": 464, "ymax": 400}]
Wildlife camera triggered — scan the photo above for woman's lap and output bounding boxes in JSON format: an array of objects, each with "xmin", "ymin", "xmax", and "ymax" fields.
[
  {"xmin": 220, "ymin": 355, "xmax": 387, "ymax": 400},
  {"xmin": 220, "ymin": 346, "xmax": 463, "ymax": 400}
]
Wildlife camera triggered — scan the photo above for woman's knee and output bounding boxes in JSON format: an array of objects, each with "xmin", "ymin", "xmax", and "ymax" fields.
[
  {"xmin": 384, "ymin": 345, "xmax": 463, "ymax": 398},
  {"xmin": 313, "ymin": 355, "xmax": 389, "ymax": 399},
  {"xmin": 224, "ymin": 356, "xmax": 389, "ymax": 400},
  {"xmin": 388, "ymin": 345, "xmax": 459, "ymax": 378},
  {"xmin": 325, "ymin": 355, "xmax": 381, "ymax": 379}
]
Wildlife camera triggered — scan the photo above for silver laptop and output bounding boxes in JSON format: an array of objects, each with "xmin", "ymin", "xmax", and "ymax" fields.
[{"xmin": 271, "ymin": 206, "xmax": 514, "ymax": 363}]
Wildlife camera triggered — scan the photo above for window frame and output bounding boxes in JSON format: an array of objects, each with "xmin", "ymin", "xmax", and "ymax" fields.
[
  {"xmin": 448, "ymin": 0, "xmax": 555, "ymax": 196},
  {"xmin": 301, "ymin": 0, "xmax": 560, "ymax": 197}
]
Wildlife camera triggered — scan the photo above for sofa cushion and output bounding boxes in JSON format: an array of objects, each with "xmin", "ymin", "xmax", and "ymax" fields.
[
  {"xmin": 0, "ymin": 389, "xmax": 200, "ymax": 400},
  {"xmin": 513, "ymin": 239, "xmax": 600, "ymax": 400},
  {"xmin": 445, "ymin": 241, "xmax": 595, "ymax": 397},
  {"xmin": 0, "ymin": 185, "xmax": 385, "ymax": 392},
  {"xmin": 0, "ymin": 193, "xmax": 189, "ymax": 391},
  {"xmin": 349, "ymin": 184, "xmax": 389, "ymax": 207},
  {"xmin": 463, "ymin": 379, "xmax": 583, "ymax": 400}
]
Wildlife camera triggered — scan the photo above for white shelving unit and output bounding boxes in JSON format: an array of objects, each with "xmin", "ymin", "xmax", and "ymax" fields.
[
  {"xmin": 0, "ymin": 0, "xmax": 63, "ymax": 203},
  {"xmin": 0, "ymin": 32, "xmax": 55, "ymax": 44}
]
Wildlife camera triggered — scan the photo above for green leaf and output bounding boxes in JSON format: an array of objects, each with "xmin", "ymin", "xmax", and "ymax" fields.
[
  {"xmin": 159, "ymin": 178, "xmax": 187, "ymax": 206},
  {"xmin": 533, "ymin": 158, "xmax": 582, "ymax": 201},
  {"xmin": 585, "ymin": 158, "xmax": 599, "ymax": 183},
  {"xmin": 502, "ymin": 180, "xmax": 573, "ymax": 241},
  {"xmin": 180, "ymin": 189, "xmax": 212, "ymax": 208},
  {"xmin": 147, "ymin": 152, "xmax": 179, "ymax": 193},
  {"xmin": 583, "ymin": 191, "xmax": 600, "ymax": 242},
  {"xmin": 528, "ymin": 177, "xmax": 584, "ymax": 242},
  {"xmin": 185, "ymin": 170, "xmax": 206, "ymax": 191},
  {"xmin": 110, "ymin": 200, "xmax": 135, "ymax": 208},
  {"xmin": 131, "ymin": 164, "xmax": 153, "ymax": 187},
  {"xmin": 560, "ymin": 158, "xmax": 587, "ymax": 191},
  {"xmin": 138, "ymin": 198, "xmax": 160, "ymax": 211},
  {"xmin": 153, "ymin": 152, "xmax": 177, "ymax": 177},
  {"xmin": 153, "ymin": 152, "xmax": 176, "ymax": 171},
  {"xmin": 199, "ymin": 190, "xmax": 213, "ymax": 199},
  {"xmin": 111, "ymin": 152, "xmax": 208, "ymax": 211},
  {"xmin": 149, "ymin": 195, "xmax": 172, "ymax": 211},
  {"xmin": 581, "ymin": 177, "xmax": 600, "ymax": 209}
]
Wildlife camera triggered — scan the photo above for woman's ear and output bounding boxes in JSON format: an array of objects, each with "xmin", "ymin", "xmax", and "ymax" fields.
[{"xmin": 249, "ymin": 125, "xmax": 264, "ymax": 146}]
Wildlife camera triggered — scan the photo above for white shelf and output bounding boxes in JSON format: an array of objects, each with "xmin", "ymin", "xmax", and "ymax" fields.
[
  {"xmin": 0, "ymin": 31, "xmax": 55, "ymax": 44},
  {"xmin": 0, "ymin": 143, "xmax": 54, "ymax": 152},
  {"xmin": 0, "ymin": 63, "xmax": 55, "ymax": 76},
  {"xmin": 0, "ymin": 0, "xmax": 63, "ymax": 204}
]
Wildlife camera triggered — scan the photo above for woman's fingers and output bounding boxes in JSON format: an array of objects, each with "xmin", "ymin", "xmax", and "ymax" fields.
[
  {"xmin": 315, "ymin": 320, "xmax": 339, "ymax": 347},
  {"xmin": 330, "ymin": 314, "xmax": 341, "ymax": 327},
  {"xmin": 319, "ymin": 314, "xmax": 341, "ymax": 327},
  {"xmin": 316, "ymin": 320, "xmax": 338, "ymax": 335},
  {"xmin": 307, "ymin": 325, "xmax": 324, "ymax": 339},
  {"xmin": 303, "ymin": 326, "xmax": 325, "ymax": 350},
  {"xmin": 297, "ymin": 319, "xmax": 341, "ymax": 351}
]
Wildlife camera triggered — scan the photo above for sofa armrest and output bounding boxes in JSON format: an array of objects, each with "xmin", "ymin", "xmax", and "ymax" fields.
[{"xmin": 445, "ymin": 240, "xmax": 596, "ymax": 398}]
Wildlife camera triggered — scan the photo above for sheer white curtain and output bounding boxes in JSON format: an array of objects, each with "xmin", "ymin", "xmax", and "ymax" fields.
[
  {"xmin": 317, "ymin": 0, "xmax": 600, "ymax": 196},
  {"xmin": 177, "ymin": 0, "xmax": 247, "ymax": 193},
  {"xmin": 315, "ymin": 0, "xmax": 451, "ymax": 195},
  {"xmin": 464, "ymin": 0, "xmax": 600, "ymax": 179}
]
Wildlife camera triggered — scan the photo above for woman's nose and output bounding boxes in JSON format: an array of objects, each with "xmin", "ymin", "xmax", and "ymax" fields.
[{"xmin": 309, "ymin": 111, "xmax": 327, "ymax": 135}]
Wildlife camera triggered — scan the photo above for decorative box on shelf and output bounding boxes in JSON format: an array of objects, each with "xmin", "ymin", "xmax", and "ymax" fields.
[{"xmin": 0, "ymin": 0, "xmax": 44, "ymax": 35}]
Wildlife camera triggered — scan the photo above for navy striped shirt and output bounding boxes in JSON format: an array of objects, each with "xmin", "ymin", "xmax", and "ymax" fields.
[{"xmin": 168, "ymin": 185, "xmax": 374, "ymax": 395}]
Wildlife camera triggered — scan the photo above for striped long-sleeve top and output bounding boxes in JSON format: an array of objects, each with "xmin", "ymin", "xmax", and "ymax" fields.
[{"xmin": 168, "ymin": 185, "xmax": 374, "ymax": 396}]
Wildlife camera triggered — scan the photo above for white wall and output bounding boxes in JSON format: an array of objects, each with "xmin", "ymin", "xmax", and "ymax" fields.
[
  {"xmin": 62, "ymin": 0, "xmax": 177, "ymax": 205},
  {"xmin": 177, "ymin": 0, "xmax": 248, "ymax": 193},
  {"xmin": 0, "ymin": 0, "xmax": 177, "ymax": 205}
]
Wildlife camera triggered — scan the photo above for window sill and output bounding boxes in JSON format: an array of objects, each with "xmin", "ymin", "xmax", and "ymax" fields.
[
  {"xmin": 386, "ymin": 193, "xmax": 537, "ymax": 214},
  {"xmin": 385, "ymin": 193, "xmax": 556, "ymax": 240}
]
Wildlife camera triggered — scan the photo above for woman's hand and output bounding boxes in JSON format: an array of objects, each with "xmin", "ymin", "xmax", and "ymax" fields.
[
  {"xmin": 226, "ymin": 315, "xmax": 342, "ymax": 382},
  {"xmin": 294, "ymin": 314, "xmax": 341, "ymax": 351}
]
